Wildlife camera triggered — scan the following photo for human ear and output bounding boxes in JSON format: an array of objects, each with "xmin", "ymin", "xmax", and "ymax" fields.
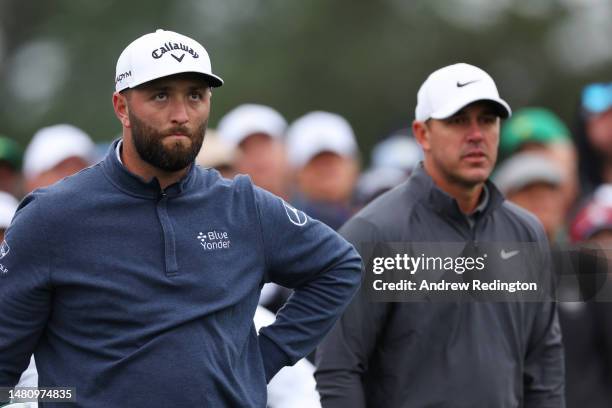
[
  {"xmin": 412, "ymin": 120, "xmax": 430, "ymax": 151},
  {"xmin": 112, "ymin": 92, "xmax": 131, "ymax": 128}
]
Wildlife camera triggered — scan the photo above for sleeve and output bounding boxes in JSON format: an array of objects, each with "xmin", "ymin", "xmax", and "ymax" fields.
[
  {"xmin": 315, "ymin": 218, "xmax": 390, "ymax": 408},
  {"xmin": 0, "ymin": 194, "xmax": 52, "ymax": 389},
  {"xmin": 523, "ymin": 229, "xmax": 565, "ymax": 408},
  {"xmin": 252, "ymin": 187, "xmax": 362, "ymax": 382},
  {"xmin": 523, "ymin": 303, "xmax": 565, "ymax": 407},
  {"xmin": 255, "ymin": 306, "xmax": 321, "ymax": 408}
]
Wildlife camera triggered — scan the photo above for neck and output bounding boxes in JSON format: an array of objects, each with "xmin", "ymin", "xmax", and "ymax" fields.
[
  {"xmin": 423, "ymin": 161, "xmax": 484, "ymax": 214},
  {"xmin": 120, "ymin": 137, "xmax": 189, "ymax": 190}
]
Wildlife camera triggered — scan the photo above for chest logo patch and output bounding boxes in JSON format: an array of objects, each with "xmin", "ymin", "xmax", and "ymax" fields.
[{"xmin": 197, "ymin": 230, "xmax": 231, "ymax": 251}]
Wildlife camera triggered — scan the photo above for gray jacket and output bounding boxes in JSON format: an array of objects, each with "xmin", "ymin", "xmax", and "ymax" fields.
[{"xmin": 315, "ymin": 164, "xmax": 564, "ymax": 408}]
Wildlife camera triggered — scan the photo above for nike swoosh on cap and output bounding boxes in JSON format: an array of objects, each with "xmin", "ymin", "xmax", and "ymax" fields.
[{"xmin": 457, "ymin": 80, "xmax": 479, "ymax": 87}]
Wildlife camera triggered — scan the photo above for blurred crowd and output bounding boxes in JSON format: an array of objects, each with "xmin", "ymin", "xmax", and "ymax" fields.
[{"xmin": 1, "ymin": 81, "xmax": 612, "ymax": 407}]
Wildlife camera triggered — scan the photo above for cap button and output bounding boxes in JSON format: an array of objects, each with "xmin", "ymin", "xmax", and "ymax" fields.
[{"xmin": 156, "ymin": 29, "xmax": 164, "ymax": 33}]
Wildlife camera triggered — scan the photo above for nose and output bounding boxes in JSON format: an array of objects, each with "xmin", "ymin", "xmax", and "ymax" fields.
[
  {"xmin": 466, "ymin": 117, "xmax": 484, "ymax": 143},
  {"xmin": 169, "ymin": 99, "xmax": 189, "ymax": 125}
]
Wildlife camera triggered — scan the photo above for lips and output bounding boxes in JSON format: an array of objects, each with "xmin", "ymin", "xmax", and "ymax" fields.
[
  {"xmin": 462, "ymin": 150, "xmax": 486, "ymax": 159},
  {"xmin": 165, "ymin": 127, "xmax": 191, "ymax": 138},
  {"xmin": 163, "ymin": 130, "xmax": 191, "ymax": 141}
]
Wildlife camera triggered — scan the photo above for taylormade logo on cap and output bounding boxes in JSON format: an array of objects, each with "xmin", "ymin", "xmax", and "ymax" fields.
[
  {"xmin": 414, "ymin": 63, "xmax": 511, "ymax": 121},
  {"xmin": 115, "ymin": 29, "xmax": 223, "ymax": 92}
]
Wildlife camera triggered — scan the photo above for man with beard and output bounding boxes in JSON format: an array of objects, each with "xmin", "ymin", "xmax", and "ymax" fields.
[
  {"xmin": 315, "ymin": 63, "xmax": 564, "ymax": 407},
  {"xmin": 0, "ymin": 29, "xmax": 361, "ymax": 407}
]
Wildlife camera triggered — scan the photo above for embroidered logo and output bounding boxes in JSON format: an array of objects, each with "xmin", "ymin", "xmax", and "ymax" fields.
[
  {"xmin": 282, "ymin": 201, "xmax": 308, "ymax": 227},
  {"xmin": 500, "ymin": 249, "xmax": 520, "ymax": 260},
  {"xmin": 457, "ymin": 79, "xmax": 479, "ymax": 88},
  {"xmin": 197, "ymin": 230, "xmax": 231, "ymax": 251},
  {"xmin": 151, "ymin": 42, "xmax": 199, "ymax": 63},
  {"xmin": 0, "ymin": 240, "xmax": 8, "ymax": 276},
  {"xmin": 0, "ymin": 240, "xmax": 9, "ymax": 260},
  {"xmin": 115, "ymin": 70, "xmax": 132, "ymax": 85}
]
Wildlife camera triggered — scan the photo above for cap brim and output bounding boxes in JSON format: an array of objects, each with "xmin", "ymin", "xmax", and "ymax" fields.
[
  {"xmin": 120, "ymin": 70, "xmax": 224, "ymax": 91},
  {"xmin": 202, "ymin": 73, "xmax": 224, "ymax": 88},
  {"xmin": 431, "ymin": 97, "xmax": 511, "ymax": 120}
]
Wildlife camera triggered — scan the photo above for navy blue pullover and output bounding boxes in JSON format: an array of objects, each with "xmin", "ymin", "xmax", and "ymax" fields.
[{"xmin": 0, "ymin": 139, "xmax": 362, "ymax": 407}]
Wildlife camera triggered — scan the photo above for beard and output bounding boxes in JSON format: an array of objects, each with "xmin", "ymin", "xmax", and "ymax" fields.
[{"xmin": 128, "ymin": 110, "xmax": 207, "ymax": 172}]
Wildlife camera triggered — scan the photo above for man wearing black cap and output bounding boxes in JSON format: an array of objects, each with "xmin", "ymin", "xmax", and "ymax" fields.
[
  {"xmin": 0, "ymin": 29, "xmax": 361, "ymax": 407},
  {"xmin": 316, "ymin": 63, "xmax": 564, "ymax": 407}
]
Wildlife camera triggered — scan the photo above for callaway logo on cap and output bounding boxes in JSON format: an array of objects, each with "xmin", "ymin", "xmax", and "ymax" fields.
[
  {"xmin": 115, "ymin": 29, "xmax": 224, "ymax": 92},
  {"xmin": 415, "ymin": 63, "xmax": 511, "ymax": 121}
]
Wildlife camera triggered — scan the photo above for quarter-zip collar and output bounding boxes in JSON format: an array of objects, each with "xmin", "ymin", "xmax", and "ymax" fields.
[
  {"xmin": 411, "ymin": 162, "xmax": 505, "ymax": 224},
  {"xmin": 102, "ymin": 138, "xmax": 198, "ymax": 199}
]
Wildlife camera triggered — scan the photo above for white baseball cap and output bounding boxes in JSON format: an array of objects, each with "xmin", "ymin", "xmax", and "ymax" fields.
[
  {"xmin": 286, "ymin": 111, "xmax": 359, "ymax": 168},
  {"xmin": 195, "ymin": 129, "xmax": 237, "ymax": 169},
  {"xmin": 0, "ymin": 191, "xmax": 18, "ymax": 229},
  {"xmin": 371, "ymin": 135, "xmax": 423, "ymax": 172},
  {"xmin": 217, "ymin": 104, "xmax": 287, "ymax": 147},
  {"xmin": 492, "ymin": 152, "xmax": 563, "ymax": 195},
  {"xmin": 23, "ymin": 124, "xmax": 96, "ymax": 179},
  {"xmin": 115, "ymin": 29, "xmax": 223, "ymax": 92},
  {"xmin": 415, "ymin": 63, "xmax": 511, "ymax": 121}
]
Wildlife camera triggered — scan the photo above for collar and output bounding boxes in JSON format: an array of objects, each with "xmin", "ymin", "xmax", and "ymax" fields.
[
  {"xmin": 473, "ymin": 184, "xmax": 489, "ymax": 215},
  {"xmin": 465, "ymin": 184, "xmax": 489, "ymax": 229},
  {"xmin": 116, "ymin": 139, "xmax": 124, "ymax": 164},
  {"xmin": 101, "ymin": 138, "xmax": 198, "ymax": 199},
  {"xmin": 411, "ymin": 162, "xmax": 504, "ymax": 224}
]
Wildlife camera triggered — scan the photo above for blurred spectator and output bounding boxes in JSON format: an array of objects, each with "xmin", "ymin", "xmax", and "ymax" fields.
[
  {"xmin": 0, "ymin": 191, "xmax": 19, "ymax": 242},
  {"xmin": 23, "ymin": 124, "xmax": 96, "ymax": 193},
  {"xmin": 493, "ymin": 152, "xmax": 565, "ymax": 241},
  {"xmin": 493, "ymin": 150, "xmax": 606, "ymax": 408},
  {"xmin": 558, "ymin": 185, "xmax": 612, "ymax": 408},
  {"xmin": 355, "ymin": 167, "xmax": 408, "ymax": 206},
  {"xmin": 356, "ymin": 132, "xmax": 422, "ymax": 205},
  {"xmin": 0, "ymin": 136, "xmax": 23, "ymax": 198},
  {"xmin": 370, "ymin": 131, "xmax": 422, "ymax": 173},
  {"xmin": 286, "ymin": 111, "xmax": 360, "ymax": 230},
  {"xmin": 217, "ymin": 104, "xmax": 289, "ymax": 198},
  {"xmin": 571, "ymin": 184, "xmax": 612, "ymax": 244},
  {"xmin": 195, "ymin": 129, "xmax": 239, "ymax": 178},
  {"xmin": 574, "ymin": 83, "xmax": 612, "ymax": 197},
  {"xmin": 500, "ymin": 107, "xmax": 578, "ymax": 213}
]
